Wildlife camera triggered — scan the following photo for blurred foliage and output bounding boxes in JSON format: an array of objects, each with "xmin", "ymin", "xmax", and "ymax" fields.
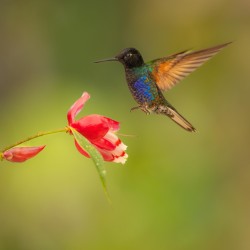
[{"xmin": 0, "ymin": 0, "xmax": 250, "ymax": 249}]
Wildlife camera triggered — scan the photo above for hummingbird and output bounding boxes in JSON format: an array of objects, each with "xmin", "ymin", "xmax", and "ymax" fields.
[{"xmin": 95, "ymin": 42, "xmax": 231, "ymax": 132}]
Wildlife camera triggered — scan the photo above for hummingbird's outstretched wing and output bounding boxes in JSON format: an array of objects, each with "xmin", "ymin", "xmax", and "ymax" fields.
[{"xmin": 150, "ymin": 42, "xmax": 231, "ymax": 92}]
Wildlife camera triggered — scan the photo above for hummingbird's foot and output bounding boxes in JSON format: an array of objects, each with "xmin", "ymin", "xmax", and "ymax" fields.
[{"xmin": 140, "ymin": 107, "xmax": 151, "ymax": 115}]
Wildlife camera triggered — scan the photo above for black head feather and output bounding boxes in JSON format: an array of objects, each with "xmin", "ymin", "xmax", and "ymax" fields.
[{"xmin": 115, "ymin": 48, "xmax": 144, "ymax": 68}]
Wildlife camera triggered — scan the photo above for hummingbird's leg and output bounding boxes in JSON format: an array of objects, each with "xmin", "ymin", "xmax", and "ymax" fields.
[
  {"xmin": 130, "ymin": 105, "xmax": 151, "ymax": 115},
  {"xmin": 130, "ymin": 106, "xmax": 141, "ymax": 112}
]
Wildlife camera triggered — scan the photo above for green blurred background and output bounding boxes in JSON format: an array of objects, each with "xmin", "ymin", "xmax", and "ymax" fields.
[{"xmin": 0, "ymin": 0, "xmax": 250, "ymax": 249}]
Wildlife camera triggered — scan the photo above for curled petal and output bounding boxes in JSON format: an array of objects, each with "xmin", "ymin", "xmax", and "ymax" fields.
[
  {"xmin": 3, "ymin": 146, "xmax": 45, "ymax": 163},
  {"xmin": 104, "ymin": 132, "xmax": 128, "ymax": 164},
  {"xmin": 112, "ymin": 145, "xmax": 128, "ymax": 164},
  {"xmin": 67, "ymin": 92, "xmax": 90, "ymax": 125}
]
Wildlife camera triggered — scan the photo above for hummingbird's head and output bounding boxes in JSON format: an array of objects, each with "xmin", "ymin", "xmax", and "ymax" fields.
[
  {"xmin": 94, "ymin": 48, "xmax": 144, "ymax": 68},
  {"xmin": 115, "ymin": 48, "xmax": 144, "ymax": 68}
]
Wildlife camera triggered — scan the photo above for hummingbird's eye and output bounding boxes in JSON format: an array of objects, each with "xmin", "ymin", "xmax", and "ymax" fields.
[
  {"xmin": 124, "ymin": 53, "xmax": 133, "ymax": 61},
  {"xmin": 125, "ymin": 53, "xmax": 133, "ymax": 59}
]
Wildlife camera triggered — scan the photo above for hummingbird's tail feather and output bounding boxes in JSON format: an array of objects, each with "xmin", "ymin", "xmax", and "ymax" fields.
[{"xmin": 157, "ymin": 105, "xmax": 196, "ymax": 132}]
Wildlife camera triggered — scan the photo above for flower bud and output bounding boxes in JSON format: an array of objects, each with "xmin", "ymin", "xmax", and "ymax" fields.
[{"xmin": 2, "ymin": 146, "xmax": 45, "ymax": 163}]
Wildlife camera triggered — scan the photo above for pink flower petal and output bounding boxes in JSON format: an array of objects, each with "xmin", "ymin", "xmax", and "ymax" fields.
[
  {"xmin": 67, "ymin": 92, "xmax": 90, "ymax": 125},
  {"xmin": 75, "ymin": 138, "xmax": 114, "ymax": 162},
  {"xmin": 93, "ymin": 138, "xmax": 116, "ymax": 151},
  {"xmin": 96, "ymin": 147, "xmax": 128, "ymax": 163},
  {"xmin": 104, "ymin": 132, "xmax": 128, "ymax": 164},
  {"xmin": 94, "ymin": 132, "xmax": 128, "ymax": 163},
  {"xmin": 74, "ymin": 140, "xmax": 90, "ymax": 158},
  {"xmin": 3, "ymin": 146, "xmax": 45, "ymax": 163},
  {"xmin": 101, "ymin": 117, "xmax": 120, "ymax": 131},
  {"xmin": 113, "ymin": 152, "xmax": 128, "ymax": 164},
  {"xmin": 71, "ymin": 115, "xmax": 109, "ymax": 141},
  {"xmin": 95, "ymin": 148, "xmax": 115, "ymax": 162}
]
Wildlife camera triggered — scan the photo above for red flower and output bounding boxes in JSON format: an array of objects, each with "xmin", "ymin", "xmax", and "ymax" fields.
[
  {"xmin": 2, "ymin": 146, "xmax": 45, "ymax": 162},
  {"xmin": 67, "ymin": 92, "xmax": 128, "ymax": 164}
]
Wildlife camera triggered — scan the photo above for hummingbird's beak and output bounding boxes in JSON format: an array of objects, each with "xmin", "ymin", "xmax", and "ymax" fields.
[{"xmin": 94, "ymin": 57, "xmax": 118, "ymax": 63}]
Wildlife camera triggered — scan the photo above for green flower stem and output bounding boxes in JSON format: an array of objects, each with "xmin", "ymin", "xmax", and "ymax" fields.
[{"xmin": 1, "ymin": 127, "xmax": 70, "ymax": 153}]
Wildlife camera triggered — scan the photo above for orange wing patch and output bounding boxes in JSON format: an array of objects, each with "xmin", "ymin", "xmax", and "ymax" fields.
[{"xmin": 151, "ymin": 42, "xmax": 231, "ymax": 92}]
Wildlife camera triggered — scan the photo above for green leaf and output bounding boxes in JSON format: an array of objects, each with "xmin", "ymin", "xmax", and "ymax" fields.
[{"xmin": 70, "ymin": 127, "xmax": 109, "ymax": 198}]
